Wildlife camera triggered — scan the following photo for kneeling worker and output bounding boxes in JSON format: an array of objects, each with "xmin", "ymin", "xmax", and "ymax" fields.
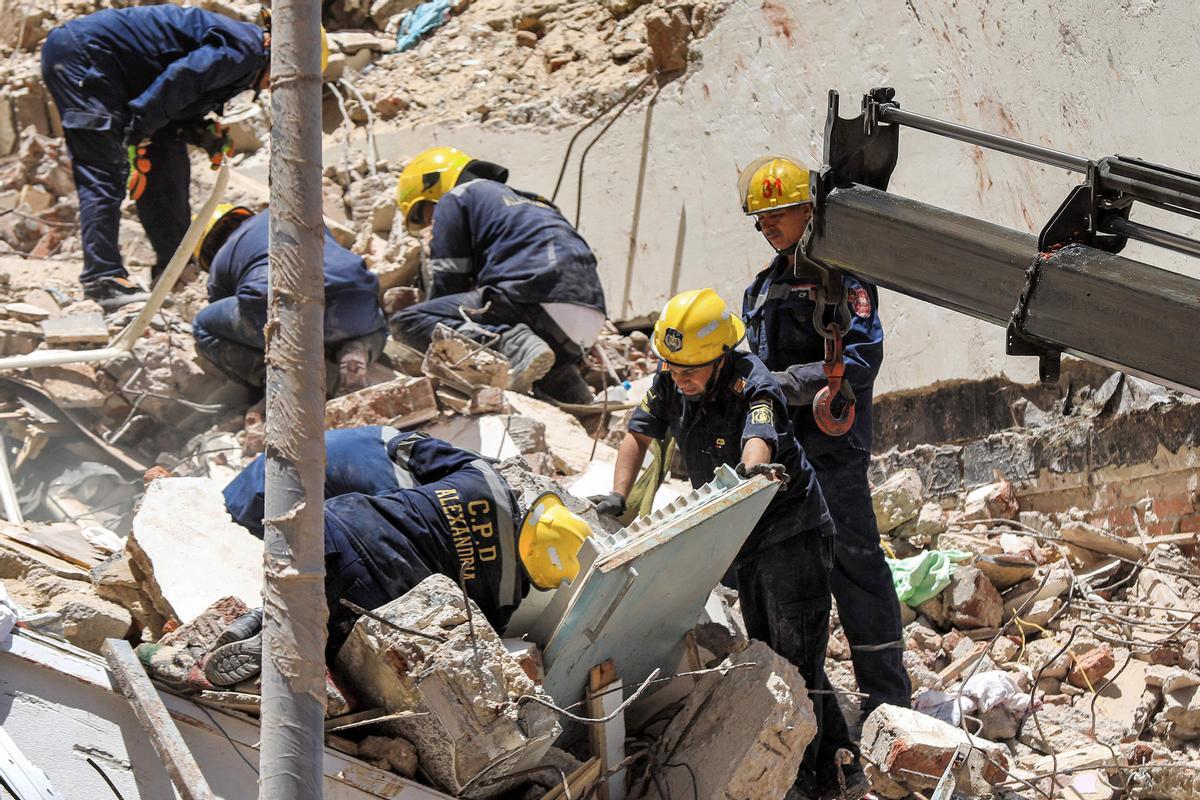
[
  {"xmin": 192, "ymin": 206, "xmax": 387, "ymax": 395},
  {"xmin": 207, "ymin": 431, "xmax": 593, "ymax": 681},
  {"xmin": 391, "ymin": 147, "xmax": 607, "ymax": 403},
  {"xmin": 594, "ymin": 289, "xmax": 868, "ymax": 800}
]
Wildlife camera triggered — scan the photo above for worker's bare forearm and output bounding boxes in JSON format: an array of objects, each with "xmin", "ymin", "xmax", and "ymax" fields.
[
  {"xmin": 612, "ymin": 432, "xmax": 652, "ymax": 498},
  {"xmin": 740, "ymin": 437, "xmax": 772, "ymax": 467}
]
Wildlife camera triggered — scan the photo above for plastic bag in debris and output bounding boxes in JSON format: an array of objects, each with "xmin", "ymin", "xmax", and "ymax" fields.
[
  {"xmin": 81, "ymin": 526, "xmax": 124, "ymax": 554},
  {"xmin": 914, "ymin": 670, "xmax": 1033, "ymax": 725},
  {"xmin": 886, "ymin": 549, "xmax": 971, "ymax": 606},
  {"xmin": 396, "ymin": 0, "xmax": 450, "ymax": 52}
]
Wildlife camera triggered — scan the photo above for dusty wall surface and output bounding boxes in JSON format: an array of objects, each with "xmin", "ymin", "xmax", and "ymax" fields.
[{"xmin": 358, "ymin": 0, "xmax": 1200, "ymax": 394}]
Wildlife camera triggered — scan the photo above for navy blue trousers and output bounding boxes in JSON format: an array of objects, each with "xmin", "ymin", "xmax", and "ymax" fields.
[
  {"xmin": 193, "ymin": 292, "xmax": 386, "ymax": 387},
  {"xmin": 810, "ymin": 448, "xmax": 912, "ymax": 714},
  {"xmin": 41, "ymin": 26, "xmax": 190, "ymax": 284}
]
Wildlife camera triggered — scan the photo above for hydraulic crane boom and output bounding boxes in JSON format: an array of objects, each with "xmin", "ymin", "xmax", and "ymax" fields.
[{"xmin": 804, "ymin": 88, "xmax": 1200, "ymax": 396}]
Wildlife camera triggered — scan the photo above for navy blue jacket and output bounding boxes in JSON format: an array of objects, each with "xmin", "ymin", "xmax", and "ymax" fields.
[
  {"xmin": 207, "ymin": 210, "xmax": 384, "ymax": 323},
  {"xmin": 744, "ymin": 253, "xmax": 884, "ymax": 456},
  {"xmin": 429, "ymin": 179, "xmax": 606, "ymax": 312},
  {"xmin": 323, "ymin": 434, "xmax": 528, "ymax": 646},
  {"xmin": 224, "ymin": 426, "xmax": 415, "ymax": 537},
  {"xmin": 56, "ymin": 6, "xmax": 267, "ymax": 141},
  {"xmin": 627, "ymin": 351, "xmax": 831, "ymax": 554}
]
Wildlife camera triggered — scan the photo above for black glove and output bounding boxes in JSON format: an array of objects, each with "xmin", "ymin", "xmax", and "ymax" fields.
[
  {"xmin": 736, "ymin": 462, "xmax": 790, "ymax": 490},
  {"xmin": 589, "ymin": 492, "xmax": 626, "ymax": 517},
  {"xmin": 176, "ymin": 120, "xmax": 233, "ymax": 167}
]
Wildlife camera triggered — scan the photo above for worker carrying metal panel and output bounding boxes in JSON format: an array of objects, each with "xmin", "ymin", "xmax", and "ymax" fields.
[
  {"xmin": 391, "ymin": 147, "xmax": 607, "ymax": 403},
  {"xmin": 190, "ymin": 206, "xmax": 387, "ymax": 395},
  {"xmin": 40, "ymin": 6, "xmax": 270, "ymax": 311},
  {"xmin": 597, "ymin": 288, "xmax": 869, "ymax": 800},
  {"xmin": 210, "ymin": 431, "xmax": 594, "ymax": 678},
  {"xmin": 739, "ymin": 156, "xmax": 911, "ymax": 718}
]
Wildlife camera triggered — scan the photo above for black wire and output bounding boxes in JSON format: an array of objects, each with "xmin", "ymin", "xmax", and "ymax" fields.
[
  {"xmin": 662, "ymin": 761, "xmax": 699, "ymax": 800},
  {"xmin": 87, "ymin": 757, "xmax": 127, "ymax": 800},
  {"xmin": 196, "ymin": 702, "xmax": 259, "ymax": 776}
]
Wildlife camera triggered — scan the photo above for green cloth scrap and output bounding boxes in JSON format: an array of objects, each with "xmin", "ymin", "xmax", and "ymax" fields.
[{"xmin": 886, "ymin": 549, "xmax": 972, "ymax": 606}]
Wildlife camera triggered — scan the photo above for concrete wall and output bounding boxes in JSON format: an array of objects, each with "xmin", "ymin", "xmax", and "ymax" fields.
[{"xmin": 362, "ymin": 0, "xmax": 1200, "ymax": 394}]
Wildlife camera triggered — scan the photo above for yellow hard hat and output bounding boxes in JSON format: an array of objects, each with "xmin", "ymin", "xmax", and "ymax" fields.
[
  {"xmin": 395, "ymin": 146, "xmax": 473, "ymax": 233},
  {"xmin": 651, "ymin": 289, "xmax": 746, "ymax": 367},
  {"xmin": 737, "ymin": 155, "xmax": 811, "ymax": 215},
  {"xmin": 320, "ymin": 26, "xmax": 329, "ymax": 75},
  {"xmin": 518, "ymin": 492, "xmax": 593, "ymax": 591},
  {"xmin": 194, "ymin": 204, "xmax": 253, "ymax": 271}
]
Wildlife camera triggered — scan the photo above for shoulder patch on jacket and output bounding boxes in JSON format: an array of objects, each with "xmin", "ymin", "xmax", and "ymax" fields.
[
  {"xmin": 749, "ymin": 401, "xmax": 773, "ymax": 425},
  {"xmin": 851, "ymin": 285, "xmax": 873, "ymax": 318}
]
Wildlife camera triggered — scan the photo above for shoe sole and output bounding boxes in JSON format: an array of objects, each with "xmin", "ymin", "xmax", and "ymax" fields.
[
  {"xmin": 509, "ymin": 348, "xmax": 556, "ymax": 393},
  {"xmin": 205, "ymin": 635, "xmax": 263, "ymax": 686}
]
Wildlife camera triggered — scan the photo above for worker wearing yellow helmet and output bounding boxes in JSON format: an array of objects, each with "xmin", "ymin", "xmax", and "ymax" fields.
[
  {"xmin": 740, "ymin": 156, "xmax": 893, "ymax": 799},
  {"xmin": 208, "ymin": 432, "xmax": 597, "ymax": 678},
  {"xmin": 390, "ymin": 146, "xmax": 607, "ymax": 404},
  {"xmin": 597, "ymin": 288, "xmax": 865, "ymax": 800},
  {"xmin": 191, "ymin": 204, "xmax": 387, "ymax": 396}
]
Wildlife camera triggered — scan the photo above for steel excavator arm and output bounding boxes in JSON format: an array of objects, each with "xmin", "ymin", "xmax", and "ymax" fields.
[{"xmin": 804, "ymin": 88, "xmax": 1200, "ymax": 396}]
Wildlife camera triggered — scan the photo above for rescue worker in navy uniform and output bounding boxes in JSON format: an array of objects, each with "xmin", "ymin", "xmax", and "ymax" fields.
[
  {"xmin": 207, "ymin": 431, "xmax": 593, "ymax": 682},
  {"xmin": 594, "ymin": 289, "xmax": 868, "ymax": 800},
  {"xmin": 191, "ymin": 206, "xmax": 387, "ymax": 395},
  {"xmin": 390, "ymin": 147, "xmax": 606, "ymax": 404},
  {"xmin": 738, "ymin": 156, "xmax": 911, "ymax": 719},
  {"xmin": 40, "ymin": 6, "xmax": 273, "ymax": 311},
  {"xmin": 223, "ymin": 425, "xmax": 418, "ymax": 537}
]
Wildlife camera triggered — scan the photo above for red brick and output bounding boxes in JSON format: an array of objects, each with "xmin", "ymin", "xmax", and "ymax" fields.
[{"xmin": 1067, "ymin": 643, "xmax": 1115, "ymax": 689}]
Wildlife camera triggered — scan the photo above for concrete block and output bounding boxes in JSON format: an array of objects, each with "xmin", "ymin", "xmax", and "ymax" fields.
[
  {"xmin": 961, "ymin": 479, "xmax": 1020, "ymax": 521},
  {"xmin": 645, "ymin": 7, "xmax": 690, "ymax": 72},
  {"xmin": 642, "ymin": 641, "xmax": 815, "ymax": 800},
  {"xmin": 325, "ymin": 376, "xmax": 438, "ymax": 430},
  {"xmin": 942, "ymin": 565, "xmax": 1003, "ymax": 629},
  {"xmin": 335, "ymin": 574, "xmax": 559, "ymax": 798},
  {"xmin": 0, "ymin": 319, "xmax": 41, "ymax": 356},
  {"xmin": 872, "ymin": 468, "xmax": 924, "ymax": 533},
  {"xmin": 41, "ymin": 313, "xmax": 109, "ymax": 346},
  {"xmin": 5, "ymin": 301, "xmax": 50, "ymax": 322},
  {"xmin": 861, "ymin": 704, "xmax": 1008, "ymax": 796},
  {"xmin": 127, "ymin": 478, "xmax": 265, "ymax": 626},
  {"xmin": 55, "ymin": 590, "xmax": 132, "ymax": 653}
]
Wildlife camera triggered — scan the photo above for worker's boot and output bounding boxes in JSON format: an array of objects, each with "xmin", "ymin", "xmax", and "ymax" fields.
[
  {"xmin": 496, "ymin": 324, "xmax": 556, "ymax": 393},
  {"xmin": 533, "ymin": 363, "xmax": 595, "ymax": 405},
  {"xmin": 205, "ymin": 608, "xmax": 264, "ymax": 687},
  {"xmin": 334, "ymin": 338, "xmax": 370, "ymax": 397},
  {"xmin": 82, "ymin": 276, "xmax": 151, "ymax": 313}
]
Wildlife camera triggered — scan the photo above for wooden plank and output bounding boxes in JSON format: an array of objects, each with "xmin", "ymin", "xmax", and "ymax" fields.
[
  {"xmin": 101, "ymin": 638, "xmax": 217, "ymax": 800},
  {"xmin": 540, "ymin": 758, "xmax": 601, "ymax": 800},
  {"xmin": 587, "ymin": 661, "xmax": 626, "ymax": 800},
  {"xmin": 0, "ymin": 522, "xmax": 105, "ymax": 568}
]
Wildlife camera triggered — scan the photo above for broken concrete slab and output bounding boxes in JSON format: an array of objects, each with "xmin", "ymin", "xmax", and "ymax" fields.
[
  {"xmin": 40, "ymin": 312, "xmax": 109, "ymax": 346},
  {"xmin": 127, "ymin": 478, "xmax": 264, "ymax": 626},
  {"xmin": 504, "ymin": 391, "xmax": 616, "ymax": 473},
  {"xmin": 1060, "ymin": 520, "xmax": 1144, "ymax": 562},
  {"xmin": 325, "ymin": 375, "xmax": 438, "ymax": 430},
  {"xmin": 335, "ymin": 574, "xmax": 559, "ymax": 798},
  {"xmin": 641, "ymin": 641, "xmax": 815, "ymax": 800},
  {"xmin": 0, "ymin": 318, "xmax": 41, "ymax": 355},
  {"xmin": 961, "ymin": 479, "xmax": 1020, "ymax": 521},
  {"xmin": 422, "ymin": 324, "xmax": 510, "ymax": 395},
  {"xmin": 872, "ymin": 468, "xmax": 924, "ymax": 533},
  {"xmin": 4, "ymin": 301, "xmax": 50, "ymax": 322},
  {"xmin": 943, "ymin": 564, "xmax": 1003, "ymax": 629},
  {"xmin": 861, "ymin": 704, "xmax": 1008, "ymax": 796}
]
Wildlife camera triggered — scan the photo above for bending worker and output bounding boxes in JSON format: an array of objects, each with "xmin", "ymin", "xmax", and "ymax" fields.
[
  {"xmin": 593, "ymin": 289, "xmax": 867, "ymax": 800},
  {"xmin": 207, "ymin": 431, "xmax": 594, "ymax": 681},
  {"xmin": 40, "ymin": 6, "xmax": 275, "ymax": 310},
  {"xmin": 223, "ymin": 425, "xmax": 418, "ymax": 537},
  {"xmin": 192, "ymin": 206, "xmax": 387, "ymax": 395},
  {"xmin": 391, "ymin": 147, "xmax": 606, "ymax": 404},
  {"xmin": 738, "ymin": 156, "xmax": 911, "ymax": 717}
]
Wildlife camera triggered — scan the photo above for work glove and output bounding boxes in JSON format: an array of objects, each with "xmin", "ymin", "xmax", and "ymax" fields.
[
  {"xmin": 589, "ymin": 492, "xmax": 626, "ymax": 517},
  {"xmin": 178, "ymin": 120, "xmax": 233, "ymax": 168},
  {"xmin": 126, "ymin": 143, "xmax": 151, "ymax": 201},
  {"xmin": 736, "ymin": 462, "xmax": 790, "ymax": 490}
]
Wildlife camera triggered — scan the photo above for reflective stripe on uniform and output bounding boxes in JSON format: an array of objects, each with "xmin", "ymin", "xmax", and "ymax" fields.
[
  {"xmin": 471, "ymin": 458, "xmax": 520, "ymax": 607},
  {"xmin": 429, "ymin": 257, "xmax": 471, "ymax": 274},
  {"xmin": 379, "ymin": 425, "xmax": 415, "ymax": 489},
  {"xmin": 747, "ymin": 282, "xmax": 793, "ymax": 314}
]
